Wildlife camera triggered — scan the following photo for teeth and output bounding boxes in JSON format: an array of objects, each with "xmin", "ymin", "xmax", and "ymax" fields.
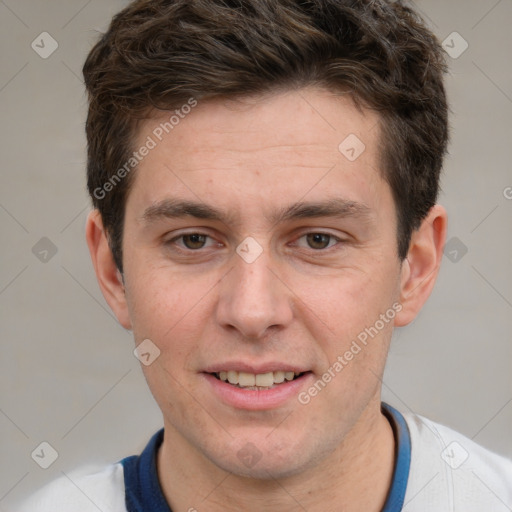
[
  {"xmin": 217, "ymin": 370, "xmax": 302, "ymax": 388},
  {"xmin": 273, "ymin": 371, "xmax": 285, "ymax": 383},
  {"xmin": 238, "ymin": 372, "xmax": 256, "ymax": 387},
  {"xmin": 255, "ymin": 372, "xmax": 274, "ymax": 387},
  {"xmin": 227, "ymin": 370, "xmax": 239, "ymax": 385}
]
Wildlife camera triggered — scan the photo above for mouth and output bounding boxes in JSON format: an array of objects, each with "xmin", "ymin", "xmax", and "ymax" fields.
[
  {"xmin": 202, "ymin": 363, "xmax": 314, "ymax": 409},
  {"xmin": 211, "ymin": 370, "xmax": 308, "ymax": 390}
]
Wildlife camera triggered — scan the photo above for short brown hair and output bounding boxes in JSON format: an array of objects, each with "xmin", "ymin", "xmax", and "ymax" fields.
[{"xmin": 83, "ymin": 0, "xmax": 449, "ymax": 272}]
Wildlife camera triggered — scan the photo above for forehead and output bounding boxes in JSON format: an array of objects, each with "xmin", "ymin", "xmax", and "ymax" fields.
[{"xmin": 128, "ymin": 88, "xmax": 388, "ymax": 219}]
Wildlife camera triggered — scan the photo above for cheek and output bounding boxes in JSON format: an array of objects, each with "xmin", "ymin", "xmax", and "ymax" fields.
[
  {"xmin": 123, "ymin": 263, "xmax": 217, "ymax": 349},
  {"xmin": 296, "ymin": 262, "xmax": 399, "ymax": 344}
]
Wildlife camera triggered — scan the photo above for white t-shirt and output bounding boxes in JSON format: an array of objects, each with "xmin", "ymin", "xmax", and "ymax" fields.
[{"xmin": 13, "ymin": 404, "xmax": 512, "ymax": 511}]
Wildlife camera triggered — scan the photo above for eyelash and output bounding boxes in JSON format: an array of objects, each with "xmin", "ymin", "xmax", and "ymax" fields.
[{"xmin": 166, "ymin": 232, "xmax": 345, "ymax": 253}]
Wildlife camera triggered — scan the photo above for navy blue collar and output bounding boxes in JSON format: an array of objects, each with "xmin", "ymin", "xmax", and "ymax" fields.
[
  {"xmin": 120, "ymin": 430, "xmax": 170, "ymax": 511},
  {"xmin": 381, "ymin": 402, "xmax": 412, "ymax": 511},
  {"xmin": 120, "ymin": 402, "xmax": 411, "ymax": 511}
]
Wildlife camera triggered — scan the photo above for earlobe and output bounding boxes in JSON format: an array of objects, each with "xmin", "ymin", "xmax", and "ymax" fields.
[
  {"xmin": 85, "ymin": 210, "xmax": 132, "ymax": 329},
  {"xmin": 394, "ymin": 205, "xmax": 447, "ymax": 327}
]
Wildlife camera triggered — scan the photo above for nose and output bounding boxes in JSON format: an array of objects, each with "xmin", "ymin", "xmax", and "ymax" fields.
[{"xmin": 215, "ymin": 247, "xmax": 293, "ymax": 340}]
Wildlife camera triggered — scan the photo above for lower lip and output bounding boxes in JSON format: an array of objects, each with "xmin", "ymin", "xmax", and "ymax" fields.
[{"xmin": 202, "ymin": 372, "xmax": 314, "ymax": 410}]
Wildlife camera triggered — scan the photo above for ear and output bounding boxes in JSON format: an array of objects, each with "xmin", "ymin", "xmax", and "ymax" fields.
[
  {"xmin": 85, "ymin": 210, "xmax": 132, "ymax": 329},
  {"xmin": 394, "ymin": 205, "xmax": 447, "ymax": 327}
]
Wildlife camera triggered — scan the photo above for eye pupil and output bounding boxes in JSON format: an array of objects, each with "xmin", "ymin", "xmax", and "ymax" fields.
[
  {"xmin": 307, "ymin": 233, "xmax": 330, "ymax": 249},
  {"xmin": 183, "ymin": 234, "xmax": 207, "ymax": 249}
]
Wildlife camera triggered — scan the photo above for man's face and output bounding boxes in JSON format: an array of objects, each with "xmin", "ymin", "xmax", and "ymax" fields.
[{"xmin": 121, "ymin": 88, "xmax": 404, "ymax": 477}]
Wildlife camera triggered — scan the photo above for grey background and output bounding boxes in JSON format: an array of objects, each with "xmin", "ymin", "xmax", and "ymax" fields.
[{"xmin": 1, "ymin": 0, "xmax": 511, "ymax": 508}]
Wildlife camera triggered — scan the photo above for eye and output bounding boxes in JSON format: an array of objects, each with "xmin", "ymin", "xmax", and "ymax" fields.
[
  {"xmin": 167, "ymin": 233, "xmax": 215, "ymax": 251},
  {"xmin": 297, "ymin": 233, "xmax": 340, "ymax": 250},
  {"xmin": 181, "ymin": 234, "xmax": 208, "ymax": 250}
]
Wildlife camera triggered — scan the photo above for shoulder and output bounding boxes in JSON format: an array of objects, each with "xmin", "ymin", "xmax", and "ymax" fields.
[
  {"xmin": 402, "ymin": 410, "xmax": 512, "ymax": 511},
  {"xmin": 13, "ymin": 462, "xmax": 127, "ymax": 512}
]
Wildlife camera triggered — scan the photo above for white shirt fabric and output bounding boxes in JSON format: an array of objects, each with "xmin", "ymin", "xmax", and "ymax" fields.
[
  {"xmin": 13, "ymin": 405, "xmax": 512, "ymax": 511},
  {"xmin": 402, "ymin": 412, "xmax": 512, "ymax": 511}
]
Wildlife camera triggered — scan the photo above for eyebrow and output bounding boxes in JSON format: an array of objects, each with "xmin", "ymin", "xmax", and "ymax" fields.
[{"xmin": 141, "ymin": 197, "xmax": 373, "ymax": 226}]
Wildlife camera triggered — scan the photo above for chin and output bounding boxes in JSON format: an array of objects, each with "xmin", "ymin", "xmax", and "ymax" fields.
[
  {"xmin": 215, "ymin": 454, "xmax": 309, "ymax": 480},
  {"xmin": 205, "ymin": 432, "xmax": 332, "ymax": 481}
]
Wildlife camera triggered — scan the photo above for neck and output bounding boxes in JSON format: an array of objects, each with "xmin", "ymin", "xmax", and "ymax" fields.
[{"xmin": 157, "ymin": 398, "xmax": 395, "ymax": 512}]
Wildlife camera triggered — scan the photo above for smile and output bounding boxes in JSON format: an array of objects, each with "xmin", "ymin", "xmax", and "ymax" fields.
[
  {"xmin": 213, "ymin": 370, "xmax": 304, "ymax": 389},
  {"xmin": 203, "ymin": 369, "xmax": 313, "ymax": 410}
]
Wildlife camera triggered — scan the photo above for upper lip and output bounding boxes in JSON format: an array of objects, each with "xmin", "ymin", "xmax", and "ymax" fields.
[{"xmin": 202, "ymin": 362, "xmax": 310, "ymax": 374}]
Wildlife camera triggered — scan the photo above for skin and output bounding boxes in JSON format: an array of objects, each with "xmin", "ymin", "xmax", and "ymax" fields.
[{"xmin": 86, "ymin": 87, "xmax": 447, "ymax": 512}]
